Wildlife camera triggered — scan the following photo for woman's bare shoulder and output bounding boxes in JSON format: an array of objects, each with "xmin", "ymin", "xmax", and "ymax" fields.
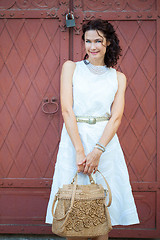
[
  {"xmin": 61, "ymin": 61, "xmax": 76, "ymax": 85},
  {"xmin": 116, "ymin": 71, "xmax": 127, "ymax": 90},
  {"xmin": 116, "ymin": 70, "xmax": 126, "ymax": 80},
  {"xmin": 62, "ymin": 60, "xmax": 76, "ymax": 71}
]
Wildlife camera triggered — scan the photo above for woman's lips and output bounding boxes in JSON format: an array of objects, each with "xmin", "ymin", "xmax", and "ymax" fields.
[{"xmin": 90, "ymin": 51, "xmax": 99, "ymax": 55}]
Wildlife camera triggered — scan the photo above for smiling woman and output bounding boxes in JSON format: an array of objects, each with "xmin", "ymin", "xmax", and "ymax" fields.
[{"xmin": 45, "ymin": 19, "xmax": 140, "ymax": 240}]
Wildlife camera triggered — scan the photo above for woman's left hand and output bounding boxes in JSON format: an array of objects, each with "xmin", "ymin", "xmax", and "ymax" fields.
[{"xmin": 83, "ymin": 148, "xmax": 102, "ymax": 175}]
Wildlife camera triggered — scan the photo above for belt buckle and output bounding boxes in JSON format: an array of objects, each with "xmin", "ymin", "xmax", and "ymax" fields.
[{"xmin": 88, "ymin": 117, "xmax": 96, "ymax": 124}]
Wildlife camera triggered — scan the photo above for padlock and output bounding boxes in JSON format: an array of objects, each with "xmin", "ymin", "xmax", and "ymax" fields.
[{"xmin": 66, "ymin": 13, "xmax": 75, "ymax": 28}]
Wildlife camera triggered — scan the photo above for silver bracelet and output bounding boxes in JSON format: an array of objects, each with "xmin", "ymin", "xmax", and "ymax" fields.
[
  {"xmin": 94, "ymin": 145, "xmax": 105, "ymax": 153},
  {"xmin": 96, "ymin": 142, "xmax": 106, "ymax": 152}
]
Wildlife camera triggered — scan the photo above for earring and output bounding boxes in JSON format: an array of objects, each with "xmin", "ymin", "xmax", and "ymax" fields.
[{"xmin": 84, "ymin": 53, "xmax": 89, "ymax": 59}]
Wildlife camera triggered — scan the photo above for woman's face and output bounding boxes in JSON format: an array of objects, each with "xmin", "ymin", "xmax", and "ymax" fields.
[{"xmin": 84, "ymin": 30, "xmax": 108, "ymax": 63}]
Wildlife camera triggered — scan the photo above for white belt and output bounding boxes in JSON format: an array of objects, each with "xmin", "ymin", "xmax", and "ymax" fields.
[{"xmin": 76, "ymin": 114, "xmax": 111, "ymax": 124}]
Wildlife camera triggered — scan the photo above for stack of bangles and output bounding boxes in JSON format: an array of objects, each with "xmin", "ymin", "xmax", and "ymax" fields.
[{"xmin": 94, "ymin": 142, "xmax": 106, "ymax": 152}]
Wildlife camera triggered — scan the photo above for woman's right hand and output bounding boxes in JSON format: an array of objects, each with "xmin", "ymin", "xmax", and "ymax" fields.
[{"xmin": 76, "ymin": 151, "xmax": 86, "ymax": 173}]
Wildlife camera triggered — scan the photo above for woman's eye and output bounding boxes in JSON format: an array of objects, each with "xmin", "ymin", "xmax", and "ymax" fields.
[
  {"xmin": 86, "ymin": 40, "xmax": 90, "ymax": 43},
  {"xmin": 96, "ymin": 40, "xmax": 102, "ymax": 43}
]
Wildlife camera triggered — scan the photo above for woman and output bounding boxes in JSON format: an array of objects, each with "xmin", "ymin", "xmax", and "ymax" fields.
[{"xmin": 45, "ymin": 19, "xmax": 139, "ymax": 239}]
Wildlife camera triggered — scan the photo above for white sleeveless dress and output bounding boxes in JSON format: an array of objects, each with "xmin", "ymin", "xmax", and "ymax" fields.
[{"xmin": 45, "ymin": 60, "xmax": 140, "ymax": 226}]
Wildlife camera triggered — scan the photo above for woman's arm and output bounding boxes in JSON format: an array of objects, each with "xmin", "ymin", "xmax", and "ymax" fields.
[
  {"xmin": 60, "ymin": 60, "xmax": 86, "ymax": 172},
  {"xmin": 82, "ymin": 71, "xmax": 127, "ymax": 174},
  {"xmin": 97, "ymin": 71, "xmax": 127, "ymax": 147}
]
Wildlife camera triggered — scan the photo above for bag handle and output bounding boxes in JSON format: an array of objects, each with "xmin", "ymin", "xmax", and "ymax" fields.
[
  {"xmin": 71, "ymin": 171, "xmax": 95, "ymax": 184},
  {"xmin": 52, "ymin": 174, "xmax": 78, "ymax": 221},
  {"xmin": 96, "ymin": 170, "xmax": 112, "ymax": 207}
]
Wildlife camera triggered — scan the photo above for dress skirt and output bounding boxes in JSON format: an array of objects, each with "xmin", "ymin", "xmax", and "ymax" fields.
[{"xmin": 45, "ymin": 121, "xmax": 140, "ymax": 226}]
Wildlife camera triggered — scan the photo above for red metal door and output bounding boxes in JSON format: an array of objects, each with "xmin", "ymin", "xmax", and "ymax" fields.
[
  {"xmin": 0, "ymin": 0, "xmax": 160, "ymax": 238},
  {"xmin": 72, "ymin": 0, "xmax": 160, "ymax": 238},
  {"xmin": 0, "ymin": 0, "xmax": 69, "ymax": 234}
]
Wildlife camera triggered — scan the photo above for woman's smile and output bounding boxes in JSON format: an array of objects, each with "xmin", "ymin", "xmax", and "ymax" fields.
[{"xmin": 90, "ymin": 51, "xmax": 99, "ymax": 55}]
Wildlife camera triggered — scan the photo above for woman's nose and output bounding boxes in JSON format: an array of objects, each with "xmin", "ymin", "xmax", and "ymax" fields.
[{"xmin": 90, "ymin": 42, "xmax": 96, "ymax": 50}]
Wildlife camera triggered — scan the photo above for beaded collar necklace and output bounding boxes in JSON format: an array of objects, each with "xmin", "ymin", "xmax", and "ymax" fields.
[{"xmin": 83, "ymin": 59, "xmax": 109, "ymax": 75}]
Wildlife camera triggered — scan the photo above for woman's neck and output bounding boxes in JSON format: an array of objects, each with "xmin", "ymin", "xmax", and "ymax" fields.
[{"xmin": 87, "ymin": 58, "xmax": 105, "ymax": 66}]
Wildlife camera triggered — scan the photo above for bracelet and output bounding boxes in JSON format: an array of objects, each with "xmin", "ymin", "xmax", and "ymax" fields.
[
  {"xmin": 94, "ymin": 145, "xmax": 105, "ymax": 153},
  {"xmin": 96, "ymin": 142, "xmax": 106, "ymax": 152}
]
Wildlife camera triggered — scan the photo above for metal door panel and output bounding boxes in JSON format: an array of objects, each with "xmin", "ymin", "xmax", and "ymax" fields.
[
  {"xmin": 72, "ymin": 0, "xmax": 160, "ymax": 238},
  {"xmin": 0, "ymin": 0, "xmax": 69, "ymax": 234}
]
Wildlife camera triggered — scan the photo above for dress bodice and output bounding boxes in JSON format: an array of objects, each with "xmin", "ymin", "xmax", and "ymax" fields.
[{"xmin": 72, "ymin": 60, "xmax": 118, "ymax": 116}]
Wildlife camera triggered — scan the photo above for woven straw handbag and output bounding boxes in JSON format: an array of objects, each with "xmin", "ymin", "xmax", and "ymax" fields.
[{"xmin": 52, "ymin": 170, "xmax": 112, "ymax": 237}]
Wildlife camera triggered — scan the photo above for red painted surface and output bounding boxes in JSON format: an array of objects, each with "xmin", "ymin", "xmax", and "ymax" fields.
[
  {"xmin": 0, "ymin": 0, "xmax": 70, "ymax": 234},
  {"xmin": 0, "ymin": 0, "xmax": 160, "ymax": 238}
]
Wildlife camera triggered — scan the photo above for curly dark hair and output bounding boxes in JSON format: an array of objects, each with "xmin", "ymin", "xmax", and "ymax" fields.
[{"xmin": 82, "ymin": 19, "xmax": 122, "ymax": 68}]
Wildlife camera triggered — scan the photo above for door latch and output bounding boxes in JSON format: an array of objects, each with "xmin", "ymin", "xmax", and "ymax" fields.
[{"xmin": 42, "ymin": 97, "xmax": 59, "ymax": 114}]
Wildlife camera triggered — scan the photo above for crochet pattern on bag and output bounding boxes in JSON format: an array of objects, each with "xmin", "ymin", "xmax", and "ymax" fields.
[{"xmin": 65, "ymin": 199, "xmax": 106, "ymax": 232}]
